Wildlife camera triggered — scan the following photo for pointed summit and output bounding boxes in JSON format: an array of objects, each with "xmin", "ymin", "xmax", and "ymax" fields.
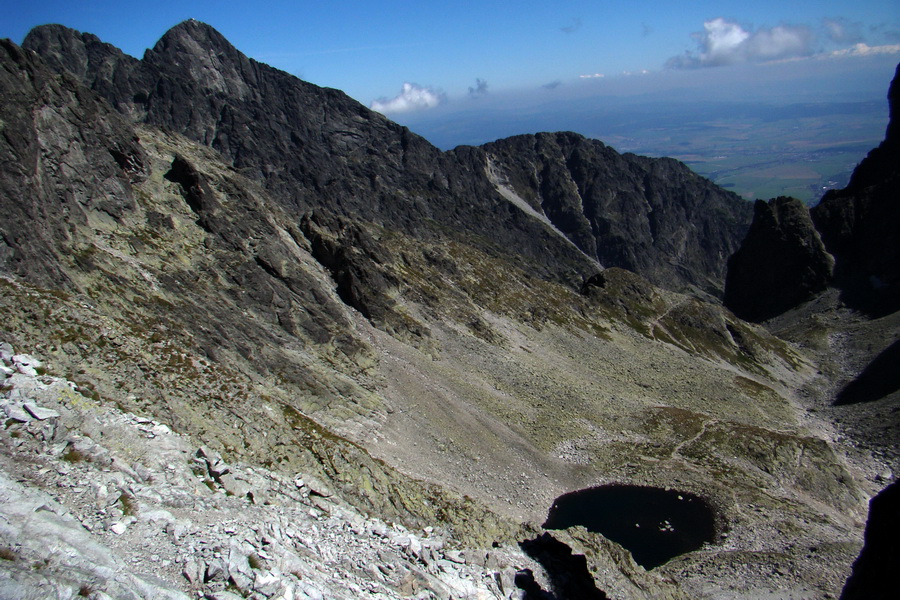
[
  {"xmin": 149, "ymin": 19, "xmax": 239, "ymax": 60},
  {"xmin": 21, "ymin": 24, "xmax": 98, "ymax": 80},
  {"xmin": 144, "ymin": 20, "xmax": 254, "ymax": 97}
]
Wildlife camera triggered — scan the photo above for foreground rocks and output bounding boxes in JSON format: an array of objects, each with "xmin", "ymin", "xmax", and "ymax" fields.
[{"xmin": 0, "ymin": 343, "xmax": 548, "ymax": 600}]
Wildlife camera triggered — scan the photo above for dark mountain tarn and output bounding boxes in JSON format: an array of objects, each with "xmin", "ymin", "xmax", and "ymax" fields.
[{"xmin": 543, "ymin": 485, "xmax": 718, "ymax": 570}]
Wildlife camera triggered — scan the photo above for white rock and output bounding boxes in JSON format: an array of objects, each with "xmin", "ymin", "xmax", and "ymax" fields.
[
  {"xmin": 23, "ymin": 403, "xmax": 60, "ymax": 420},
  {"xmin": 13, "ymin": 354, "xmax": 41, "ymax": 376},
  {"xmin": 270, "ymin": 582, "xmax": 297, "ymax": 600},
  {"xmin": 140, "ymin": 509, "xmax": 175, "ymax": 527},
  {"xmin": 109, "ymin": 522, "xmax": 128, "ymax": 535},
  {"xmin": 0, "ymin": 342, "xmax": 13, "ymax": 363},
  {"xmin": 297, "ymin": 581, "xmax": 325, "ymax": 600},
  {"xmin": 182, "ymin": 559, "xmax": 205, "ymax": 585},
  {"xmin": 151, "ymin": 423, "xmax": 172, "ymax": 435},
  {"xmin": 253, "ymin": 570, "xmax": 283, "ymax": 595},
  {"xmin": 3, "ymin": 402, "xmax": 32, "ymax": 422}
]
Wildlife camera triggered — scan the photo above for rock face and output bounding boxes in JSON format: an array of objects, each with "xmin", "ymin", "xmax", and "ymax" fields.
[
  {"xmin": 21, "ymin": 21, "xmax": 596, "ymax": 286},
  {"xmin": 0, "ymin": 38, "xmax": 147, "ymax": 288},
  {"xmin": 725, "ymin": 62, "xmax": 900, "ymax": 321},
  {"xmin": 483, "ymin": 132, "xmax": 752, "ymax": 297},
  {"xmin": 724, "ymin": 196, "xmax": 833, "ymax": 322},
  {"xmin": 810, "ymin": 62, "xmax": 900, "ymax": 317}
]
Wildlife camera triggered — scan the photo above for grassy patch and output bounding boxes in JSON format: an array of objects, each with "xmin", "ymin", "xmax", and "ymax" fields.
[
  {"xmin": 118, "ymin": 494, "xmax": 137, "ymax": 516},
  {"xmin": 62, "ymin": 447, "xmax": 89, "ymax": 463},
  {"xmin": 0, "ymin": 547, "xmax": 17, "ymax": 561}
]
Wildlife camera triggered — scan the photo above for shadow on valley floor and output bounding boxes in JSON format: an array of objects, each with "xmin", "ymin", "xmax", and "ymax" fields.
[{"xmin": 835, "ymin": 339, "xmax": 900, "ymax": 406}]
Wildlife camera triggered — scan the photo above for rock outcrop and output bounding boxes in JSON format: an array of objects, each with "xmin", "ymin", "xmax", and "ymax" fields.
[
  {"xmin": 725, "ymin": 62, "xmax": 900, "ymax": 321},
  {"xmin": 724, "ymin": 196, "xmax": 833, "ymax": 322},
  {"xmin": 810, "ymin": 62, "xmax": 900, "ymax": 317},
  {"xmin": 840, "ymin": 480, "xmax": 900, "ymax": 600}
]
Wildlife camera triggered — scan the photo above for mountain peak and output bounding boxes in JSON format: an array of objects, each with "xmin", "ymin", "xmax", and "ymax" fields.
[
  {"xmin": 22, "ymin": 24, "xmax": 122, "ymax": 81},
  {"xmin": 144, "ymin": 19, "xmax": 255, "ymax": 101},
  {"xmin": 151, "ymin": 19, "xmax": 237, "ymax": 58}
]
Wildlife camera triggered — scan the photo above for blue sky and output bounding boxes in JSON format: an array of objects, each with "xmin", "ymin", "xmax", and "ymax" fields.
[
  {"xmin": 4, "ymin": 1, "xmax": 899, "ymax": 155},
  {"xmin": 4, "ymin": 1, "xmax": 898, "ymax": 105}
]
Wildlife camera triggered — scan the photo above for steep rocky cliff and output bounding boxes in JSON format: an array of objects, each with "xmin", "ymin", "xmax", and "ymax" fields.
[
  {"xmin": 724, "ymin": 196, "xmax": 833, "ymax": 322},
  {"xmin": 840, "ymin": 480, "xmax": 900, "ymax": 600},
  {"xmin": 22, "ymin": 21, "xmax": 752, "ymax": 296},
  {"xmin": 810, "ymin": 62, "xmax": 900, "ymax": 317},
  {"xmin": 21, "ymin": 21, "xmax": 596, "ymax": 286}
]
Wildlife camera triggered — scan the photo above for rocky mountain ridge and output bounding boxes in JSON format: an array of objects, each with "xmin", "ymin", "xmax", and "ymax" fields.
[
  {"xmin": 0, "ymin": 20, "xmax": 896, "ymax": 600},
  {"xmin": 21, "ymin": 20, "xmax": 751, "ymax": 297},
  {"xmin": 484, "ymin": 133, "xmax": 751, "ymax": 298}
]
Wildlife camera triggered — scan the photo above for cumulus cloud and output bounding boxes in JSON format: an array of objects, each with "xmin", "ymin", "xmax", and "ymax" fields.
[
  {"xmin": 468, "ymin": 78, "xmax": 489, "ymax": 98},
  {"xmin": 667, "ymin": 18, "xmax": 813, "ymax": 68},
  {"xmin": 370, "ymin": 83, "xmax": 445, "ymax": 114},
  {"xmin": 579, "ymin": 73, "xmax": 605, "ymax": 79}
]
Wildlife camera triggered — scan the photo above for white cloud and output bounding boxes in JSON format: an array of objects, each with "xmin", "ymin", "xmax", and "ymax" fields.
[
  {"xmin": 370, "ymin": 82, "xmax": 445, "ymax": 114},
  {"xmin": 579, "ymin": 73, "xmax": 605, "ymax": 79},
  {"xmin": 830, "ymin": 43, "xmax": 900, "ymax": 57},
  {"xmin": 667, "ymin": 18, "xmax": 813, "ymax": 68}
]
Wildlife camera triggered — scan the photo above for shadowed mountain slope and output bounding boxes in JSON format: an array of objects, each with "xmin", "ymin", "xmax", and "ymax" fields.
[{"xmin": 483, "ymin": 132, "xmax": 752, "ymax": 297}]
